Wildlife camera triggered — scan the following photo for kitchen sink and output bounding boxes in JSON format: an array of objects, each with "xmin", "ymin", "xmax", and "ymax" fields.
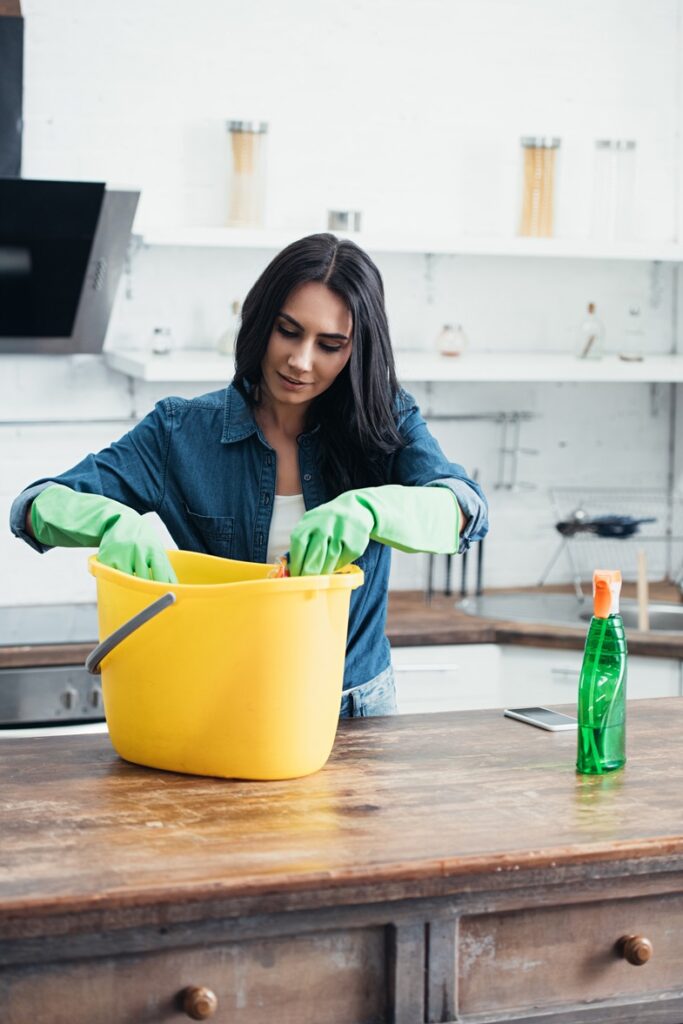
[
  {"xmin": 457, "ymin": 592, "xmax": 683, "ymax": 633},
  {"xmin": 579, "ymin": 604, "xmax": 683, "ymax": 631}
]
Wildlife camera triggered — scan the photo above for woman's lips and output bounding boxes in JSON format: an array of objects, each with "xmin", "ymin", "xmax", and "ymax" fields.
[{"xmin": 277, "ymin": 372, "xmax": 311, "ymax": 390}]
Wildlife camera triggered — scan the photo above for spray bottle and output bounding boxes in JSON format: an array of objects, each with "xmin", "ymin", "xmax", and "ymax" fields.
[{"xmin": 576, "ymin": 570, "xmax": 627, "ymax": 775}]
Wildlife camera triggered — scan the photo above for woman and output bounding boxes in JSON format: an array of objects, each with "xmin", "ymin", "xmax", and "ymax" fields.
[{"xmin": 10, "ymin": 234, "xmax": 488, "ymax": 717}]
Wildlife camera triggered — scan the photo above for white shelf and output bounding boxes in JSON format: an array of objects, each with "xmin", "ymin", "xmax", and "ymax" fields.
[
  {"xmin": 106, "ymin": 350, "xmax": 683, "ymax": 384},
  {"xmin": 399, "ymin": 352, "xmax": 683, "ymax": 382},
  {"xmin": 136, "ymin": 226, "xmax": 683, "ymax": 262},
  {"xmin": 106, "ymin": 350, "xmax": 235, "ymax": 382}
]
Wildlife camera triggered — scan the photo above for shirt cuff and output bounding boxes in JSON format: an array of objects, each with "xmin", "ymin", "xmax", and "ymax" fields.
[
  {"xmin": 426, "ymin": 478, "xmax": 487, "ymax": 554},
  {"xmin": 9, "ymin": 482, "xmax": 57, "ymax": 554}
]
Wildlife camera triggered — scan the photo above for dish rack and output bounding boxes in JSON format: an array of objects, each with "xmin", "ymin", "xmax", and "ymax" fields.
[{"xmin": 538, "ymin": 487, "xmax": 683, "ymax": 600}]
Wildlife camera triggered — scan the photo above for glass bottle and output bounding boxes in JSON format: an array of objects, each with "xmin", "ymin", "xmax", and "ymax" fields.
[
  {"xmin": 576, "ymin": 570, "xmax": 627, "ymax": 775},
  {"xmin": 216, "ymin": 300, "xmax": 241, "ymax": 356},
  {"xmin": 226, "ymin": 121, "xmax": 268, "ymax": 227},
  {"xmin": 576, "ymin": 302, "xmax": 605, "ymax": 360},
  {"xmin": 619, "ymin": 305, "xmax": 644, "ymax": 362},
  {"xmin": 519, "ymin": 137, "xmax": 561, "ymax": 237},
  {"xmin": 436, "ymin": 323, "xmax": 468, "ymax": 357}
]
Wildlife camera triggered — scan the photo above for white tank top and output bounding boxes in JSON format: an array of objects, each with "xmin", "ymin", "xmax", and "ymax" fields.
[{"xmin": 266, "ymin": 493, "xmax": 306, "ymax": 564}]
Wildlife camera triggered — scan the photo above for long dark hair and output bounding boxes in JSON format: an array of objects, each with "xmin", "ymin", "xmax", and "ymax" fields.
[{"xmin": 233, "ymin": 233, "xmax": 406, "ymax": 496}]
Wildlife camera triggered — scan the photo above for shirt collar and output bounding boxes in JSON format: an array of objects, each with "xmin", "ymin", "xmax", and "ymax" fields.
[
  {"xmin": 221, "ymin": 383, "xmax": 259, "ymax": 444},
  {"xmin": 220, "ymin": 380, "xmax": 322, "ymax": 444}
]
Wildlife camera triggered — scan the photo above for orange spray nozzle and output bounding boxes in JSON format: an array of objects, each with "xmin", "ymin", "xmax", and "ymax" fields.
[{"xmin": 593, "ymin": 569, "xmax": 622, "ymax": 618}]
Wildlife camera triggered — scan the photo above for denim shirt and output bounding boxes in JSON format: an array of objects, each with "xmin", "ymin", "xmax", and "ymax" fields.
[{"xmin": 10, "ymin": 384, "xmax": 488, "ymax": 690}]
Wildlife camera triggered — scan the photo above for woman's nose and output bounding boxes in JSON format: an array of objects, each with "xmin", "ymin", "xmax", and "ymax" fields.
[{"xmin": 288, "ymin": 341, "xmax": 314, "ymax": 372}]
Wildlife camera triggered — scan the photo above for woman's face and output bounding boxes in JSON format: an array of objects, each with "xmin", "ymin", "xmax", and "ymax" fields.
[{"xmin": 260, "ymin": 281, "xmax": 353, "ymax": 409}]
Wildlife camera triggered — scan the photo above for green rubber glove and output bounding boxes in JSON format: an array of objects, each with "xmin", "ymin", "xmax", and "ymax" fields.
[
  {"xmin": 31, "ymin": 484, "xmax": 177, "ymax": 583},
  {"xmin": 288, "ymin": 484, "xmax": 460, "ymax": 577}
]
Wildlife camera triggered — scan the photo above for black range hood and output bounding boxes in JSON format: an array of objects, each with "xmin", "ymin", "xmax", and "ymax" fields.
[
  {"xmin": 0, "ymin": 178, "xmax": 139, "ymax": 354},
  {"xmin": 0, "ymin": 1, "xmax": 23, "ymax": 177}
]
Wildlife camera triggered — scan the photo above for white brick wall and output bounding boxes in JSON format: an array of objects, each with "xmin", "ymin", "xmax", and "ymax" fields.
[
  {"xmin": 1, "ymin": 0, "xmax": 682, "ymax": 606},
  {"xmin": 20, "ymin": 0, "xmax": 680, "ymax": 240}
]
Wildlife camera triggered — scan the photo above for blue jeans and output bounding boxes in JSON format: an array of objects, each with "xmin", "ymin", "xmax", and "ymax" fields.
[{"xmin": 339, "ymin": 665, "xmax": 398, "ymax": 718}]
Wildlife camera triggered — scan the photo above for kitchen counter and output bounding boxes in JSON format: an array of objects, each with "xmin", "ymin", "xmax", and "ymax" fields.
[
  {"xmin": 2, "ymin": 700, "xmax": 683, "ymax": 1022},
  {"xmin": 388, "ymin": 583, "xmax": 683, "ymax": 658},
  {"xmin": 2, "ymin": 584, "xmax": 683, "ymax": 669}
]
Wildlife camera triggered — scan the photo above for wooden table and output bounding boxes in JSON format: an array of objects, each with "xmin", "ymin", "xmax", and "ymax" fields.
[{"xmin": 2, "ymin": 699, "xmax": 683, "ymax": 1023}]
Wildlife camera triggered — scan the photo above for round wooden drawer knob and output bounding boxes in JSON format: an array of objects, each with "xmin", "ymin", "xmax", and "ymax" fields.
[
  {"xmin": 182, "ymin": 985, "xmax": 218, "ymax": 1019},
  {"xmin": 618, "ymin": 934, "xmax": 653, "ymax": 966}
]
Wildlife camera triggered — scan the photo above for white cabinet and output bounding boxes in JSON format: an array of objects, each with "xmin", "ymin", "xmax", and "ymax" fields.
[
  {"xmin": 498, "ymin": 646, "xmax": 682, "ymax": 706},
  {"xmin": 392, "ymin": 644, "xmax": 503, "ymax": 714},
  {"xmin": 392, "ymin": 643, "xmax": 682, "ymax": 715}
]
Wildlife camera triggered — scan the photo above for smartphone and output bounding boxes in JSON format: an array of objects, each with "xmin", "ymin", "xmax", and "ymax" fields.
[{"xmin": 504, "ymin": 706, "xmax": 577, "ymax": 731}]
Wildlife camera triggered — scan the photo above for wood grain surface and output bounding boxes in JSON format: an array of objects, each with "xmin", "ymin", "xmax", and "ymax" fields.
[{"xmin": 1, "ymin": 699, "xmax": 683, "ymax": 925}]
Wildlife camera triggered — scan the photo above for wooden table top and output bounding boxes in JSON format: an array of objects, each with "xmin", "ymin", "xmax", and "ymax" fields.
[{"xmin": 2, "ymin": 699, "xmax": 683, "ymax": 927}]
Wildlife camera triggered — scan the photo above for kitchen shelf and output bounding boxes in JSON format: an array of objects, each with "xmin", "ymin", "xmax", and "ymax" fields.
[
  {"xmin": 136, "ymin": 226, "xmax": 683, "ymax": 262},
  {"xmin": 396, "ymin": 353, "xmax": 683, "ymax": 382},
  {"xmin": 105, "ymin": 350, "xmax": 683, "ymax": 384}
]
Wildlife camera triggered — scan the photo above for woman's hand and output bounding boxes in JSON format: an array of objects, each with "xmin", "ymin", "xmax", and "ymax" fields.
[
  {"xmin": 288, "ymin": 484, "xmax": 460, "ymax": 576},
  {"xmin": 97, "ymin": 513, "xmax": 177, "ymax": 581},
  {"xmin": 31, "ymin": 484, "xmax": 177, "ymax": 583},
  {"xmin": 288, "ymin": 492, "xmax": 374, "ymax": 576}
]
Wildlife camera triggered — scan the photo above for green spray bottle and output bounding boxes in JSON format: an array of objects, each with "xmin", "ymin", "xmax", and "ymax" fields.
[{"xmin": 576, "ymin": 569, "xmax": 627, "ymax": 775}]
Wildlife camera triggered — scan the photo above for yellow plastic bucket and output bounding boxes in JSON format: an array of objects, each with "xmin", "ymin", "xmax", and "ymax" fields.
[{"xmin": 87, "ymin": 551, "xmax": 363, "ymax": 780}]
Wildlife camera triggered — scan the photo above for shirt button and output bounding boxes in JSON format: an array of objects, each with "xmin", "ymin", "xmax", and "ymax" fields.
[
  {"xmin": 303, "ymin": 473, "xmax": 312, "ymax": 482},
  {"xmin": 263, "ymin": 493, "xmax": 270, "ymax": 505},
  {"xmin": 265, "ymin": 455, "xmax": 273, "ymax": 466},
  {"xmin": 258, "ymin": 532, "xmax": 264, "ymax": 545}
]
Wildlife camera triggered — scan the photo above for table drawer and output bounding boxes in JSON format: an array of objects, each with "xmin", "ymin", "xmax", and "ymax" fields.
[
  {"xmin": 459, "ymin": 893, "xmax": 683, "ymax": 1016},
  {"xmin": 2, "ymin": 927, "xmax": 386, "ymax": 1024}
]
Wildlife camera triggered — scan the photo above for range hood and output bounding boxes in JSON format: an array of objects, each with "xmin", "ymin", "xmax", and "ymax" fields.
[{"xmin": 0, "ymin": 178, "xmax": 138, "ymax": 354}]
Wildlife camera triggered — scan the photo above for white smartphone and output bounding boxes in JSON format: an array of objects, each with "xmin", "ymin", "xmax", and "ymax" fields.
[{"xmin": 504, "ymin": 706, "xmax": 577, "ymax": 731}]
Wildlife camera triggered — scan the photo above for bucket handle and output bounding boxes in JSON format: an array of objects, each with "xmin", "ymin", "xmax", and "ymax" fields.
[{"xmin": 85, "ymin": 592, "xmax": 176, "ymax": 676}]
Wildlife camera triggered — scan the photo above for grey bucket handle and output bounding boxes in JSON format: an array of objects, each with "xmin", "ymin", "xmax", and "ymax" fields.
[{"xmin": 85, "ymin": 592, "xmax": 176, "ymax": 676}]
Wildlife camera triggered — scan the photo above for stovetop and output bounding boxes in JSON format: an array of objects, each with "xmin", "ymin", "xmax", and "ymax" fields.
[
  {"xmin": 0, "ymin": 604, "xmax": 98, "ymax": 647},
  {"xmin": 0, "ymin": 604, "xmax": 102, "ymax": 729}
]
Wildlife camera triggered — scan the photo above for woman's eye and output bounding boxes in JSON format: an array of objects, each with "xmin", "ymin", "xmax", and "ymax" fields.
[
  {"xmin": 319, "ymin": 343, "xmax": 342, "ymax": 353},
  {"xmin": 277, "ymin": 324, "xmax": 298, "ymax": 338}
]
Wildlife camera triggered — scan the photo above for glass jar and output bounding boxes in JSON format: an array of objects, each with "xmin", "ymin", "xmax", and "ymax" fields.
[
  {"xmin": 327, "ymin": 209, "xmax": 362, "ymax": 232},
  {"xmin": 148, "ymin": 326, "xmax": 175, "ymax": 356},
  {"xmin": 436, "ymin": 323, "xmax": 468, "ymax": 357},
  {"xmin": 226, "ymin": 120, "xmax": 268, "ymax": 227},
  {"xmin": 591, "ymin": 139, "xmax": 637, "ymax": 242},
  {"xmin": 519, "ymin": 136, "xmax": 561, "ymax": 237}
]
